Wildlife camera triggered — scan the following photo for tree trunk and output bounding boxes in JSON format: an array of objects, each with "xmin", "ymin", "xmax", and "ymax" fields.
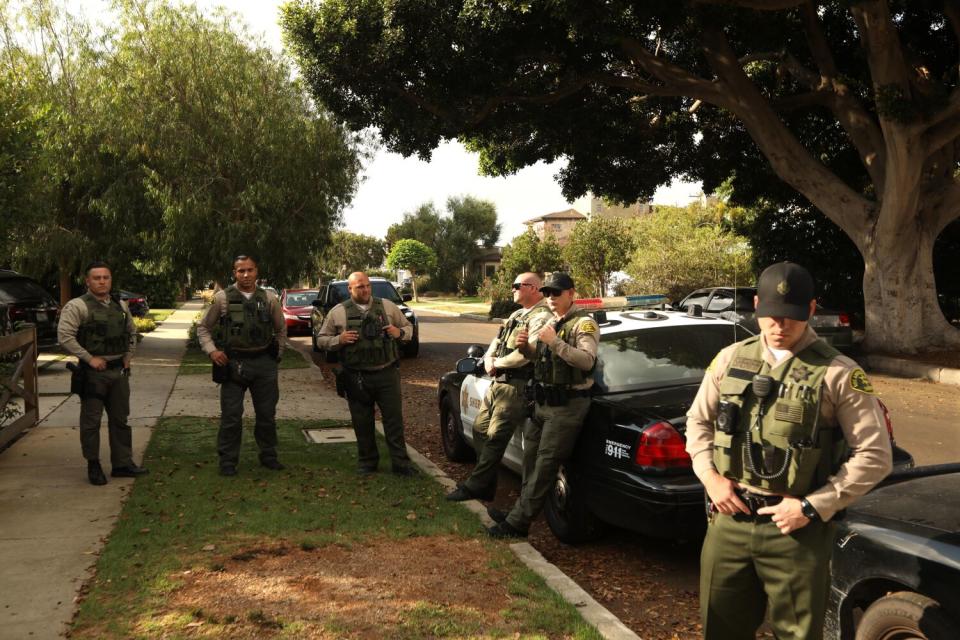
[
  {"xmin": 58, "ymin": 257, "xmax": 72, "ymax": 308},
  {"xmin": 411, "ymin": 272, "xmax": 419, "ymax": 303},
  {"xmin": 860, "ymin": 211, "xmax": 960, "ymax": 353}
]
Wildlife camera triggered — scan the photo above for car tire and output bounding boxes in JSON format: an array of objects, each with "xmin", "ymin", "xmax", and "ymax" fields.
[
  {"xmin": 440, "ymin": 395, "xmax": 474, "ymax": 462},
  {"xmin": 545, "ymin": 465, "xmax": 606, "ymax": 544},
  {"xmin": 403, "ymin": 335, "xmax": 420, "ymax": 358},
  {"xmin": 855, "ymin": 592, "xmax": 955, "ymax": 640}
]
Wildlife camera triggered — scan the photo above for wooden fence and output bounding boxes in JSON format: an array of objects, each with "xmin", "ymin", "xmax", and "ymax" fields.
[{"xmin": 0, "ymin": 326, "xmax": 39, "ymax": 450}]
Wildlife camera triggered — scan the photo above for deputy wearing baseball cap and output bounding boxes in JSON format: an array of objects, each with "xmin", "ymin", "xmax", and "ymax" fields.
[{"xmin": 684, "ymin": 261, "xmax": 892, "ymax": 639}]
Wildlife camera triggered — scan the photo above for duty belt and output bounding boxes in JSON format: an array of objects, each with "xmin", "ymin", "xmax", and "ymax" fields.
[
  {"xmin": 732, "ymin": 488, "xmax": 783, "ymax": 522},
  {"xmin": 495, "ymin": 369, "xmax": 532, "ymax": 383},
  {"xmin": 228, "ymin": 348, "xmax": 269, "ymax": 359},
  {"xmin": 82, "ymin": 358, "xmax": 125, "ymax": 370}
]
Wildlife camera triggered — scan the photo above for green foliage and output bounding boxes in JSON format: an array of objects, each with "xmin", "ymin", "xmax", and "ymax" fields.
[
  {"xmin": 317, "ymin": 230, "xmax": 386, "ymax": 280},
  {"xmin": 0, "ymin": 66, "xmax": 41, "ymax": 261},
  {"xmin": 386, "ymin": 196, "xmax": 500, "ymax": 291},
  {"xmin": 498, "ymin": 229, "xmax": 563, "ymax": 278},
  {"xmin": 116, "ymin": 269, "xmax": 181, "ymax": 308},
  {"xmin": 386, "ymin": 239, "xmax": 437, "ymax": 301},
  {"xmin": 625, "ymin": 205, "xmax": 753, "ymax": 303},
  {"xmin": 133, "ymin": 317, "xmax": 156, "ymax": 333},
  {"xmin": 562, "ymin": 217, "xmax": 635, "ymax": 297}
]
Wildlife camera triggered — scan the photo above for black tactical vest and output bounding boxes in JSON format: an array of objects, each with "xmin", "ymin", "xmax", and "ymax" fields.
[
  {"xmin": 341, "ymin": 297, "xmax": 399, "ymax": 368},
  {"xmin": 78, "ymin": 293, "xmax": 130, "ymax": 356},
  {"xmin": 533, "ymin": 310, "xmax": 592, "ymax": 386},
  {"xmin": 495, "ymin": 302, "xmax": 551, "ymax": 360},
  {"xmin": 218, "ymin": 285, "xmax": 274, "ymax": 353}
]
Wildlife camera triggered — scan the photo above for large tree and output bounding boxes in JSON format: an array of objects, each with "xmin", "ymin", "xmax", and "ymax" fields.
[
  {"xmin": 563, "ymin": 216, "xmax": 636, "ymax": 297},
  {"xmin": 283, "ymin": 0, "xmax": 960, "ymax": 353},
  {"xmin": 318, "ymin": 230, "xmax": 386, "ymax": 280}
]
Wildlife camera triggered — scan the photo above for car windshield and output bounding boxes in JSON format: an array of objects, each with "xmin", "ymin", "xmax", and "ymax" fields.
[
  {"xmin": 593, "ymin": 324, "xmax": 752, "ymax": 393},
  {"xmin": 284, "ymin": 291, "xmax": 318, "ymax": 307},
  {"xmin": 0, "ymin": 279, "xmax": 55, "ymax": 305},
  {"xmin": 331, "ymin": 281, "xmax": 403, "ymax": 304}
]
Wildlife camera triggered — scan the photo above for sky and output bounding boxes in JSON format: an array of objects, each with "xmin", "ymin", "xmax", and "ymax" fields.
[{"xmin": 72, "ymin": 0, "xmax": 702, "ymax": 242}]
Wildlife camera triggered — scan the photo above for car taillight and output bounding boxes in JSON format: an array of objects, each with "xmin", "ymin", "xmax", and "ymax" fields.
[
  {"xmin": 878, "ymin": 399, "xmax": 895, "ymax": 444},
  {"xmin": 634, "ymin": 421, "xmax": 691, "ymax": 469},
  {"xmin": 838, "ymin": 312, "xmax": 850, "ymax": 326}
]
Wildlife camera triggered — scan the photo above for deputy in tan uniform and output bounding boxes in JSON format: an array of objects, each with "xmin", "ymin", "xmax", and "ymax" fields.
[
  {"xmin": 316, "ymin": 271, "xmax": 415, "ymax": 475},
  {"xmin": 685, "ymin": 261, "xmax": 892, "ymax": 639},
  {"xmin": 58, "ymin": 261, "xmax": 148, "ymax": 485},
  {"xmin": 445, "ymin": 272, "xmax": 552, "ymax": 502},
  {"xmin": 197, "ymin": 255, "xmax": 286, "ymax": 476},
  {"xmin": 486, "ymin": 272, "xmax": 599, "ymax": 538}
]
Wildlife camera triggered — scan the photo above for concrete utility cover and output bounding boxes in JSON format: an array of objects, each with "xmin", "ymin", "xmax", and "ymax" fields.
[{"xmin": 303, "ymin": 428, "xmax": 356, "ymax": 444}]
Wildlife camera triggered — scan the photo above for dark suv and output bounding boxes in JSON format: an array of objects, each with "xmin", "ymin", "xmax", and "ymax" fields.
[
  {"xmin": 0, "ymin": 270, "xmax": 60, "ymax": 348},
  {"xmin": 310, "ymin": 277, "xmax": 419, "ymax": 358}
]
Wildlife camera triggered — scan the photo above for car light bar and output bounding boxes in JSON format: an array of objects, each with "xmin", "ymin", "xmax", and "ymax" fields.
[{"xmin": 576, "ymin": 294, "xmax": 669, "ymax": 310}]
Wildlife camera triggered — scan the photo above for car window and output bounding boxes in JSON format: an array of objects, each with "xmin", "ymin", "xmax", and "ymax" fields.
[
  {"xmin": 706, "ymin": 291, "xmax": 734, "ymax": 312},
  {"xmin": 593, "ymin": 324, "xmax": 751, "ymax": 393},
  {"xmin": 331, "ymin": 281, "xmax": 403, "ymax": 305},
  {"xmin": 735, "ymin": 290, "xmax": 756, "ymax": 312},
  {"xmin": 284, "ymin": 292, "xmax": 318, "ymax": 307},
  {"xmin": 0, "ymin": 279, "xmax": 55, "ymax": 305},
  {"xmin": 678, "ymin": 294, "xmax": 709, "ymax": 311}
]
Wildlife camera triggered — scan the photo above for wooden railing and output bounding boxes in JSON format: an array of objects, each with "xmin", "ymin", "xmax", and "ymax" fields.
[{"xmin": 0, "ymin": 326, "xmax": 39, "ymax": 450}]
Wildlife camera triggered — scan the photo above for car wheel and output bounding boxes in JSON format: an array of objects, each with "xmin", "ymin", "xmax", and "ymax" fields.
[
  {"xmin": 545, "ymin": 465, "xmax": 606, "ymax": 544},
  {"xmin": 403, "ymin": 335, "xmax": 420, "ymax": 358},
  {"xmin": 440, "ymin": 395, "xmax": 474, "ymax": 462},
  {"xmin": 855, "ymin": 592, "xmax": 955, "ymax": 640}
]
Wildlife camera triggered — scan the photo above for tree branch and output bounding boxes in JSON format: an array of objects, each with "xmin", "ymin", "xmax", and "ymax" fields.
[
  {"xmin": 692, "ymin": 0, "xmax": 804, "ymax": 8},
  {"xmin": 922, "ymin": 112, "xmax": 960, "ymax": 158},
  {"xmin": 922, "ymin": 177, "xmax": 960, "ymax": 234},
  {"xmin": 618, "ymin": 36, "xmax": 733, "ymax": 108}
]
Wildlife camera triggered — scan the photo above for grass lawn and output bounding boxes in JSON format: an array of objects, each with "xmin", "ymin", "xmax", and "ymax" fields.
[
  {"xmin": 70, "ymin": 416, "xmax": 603, "ymax": 639},
  {"xmin": 179, "ymin": 346, "xmax": 310, "ymax": 376},
  {"xmin": 407, "ymin": 296, "xmax": 490, "ymax": 315},
  {"xmin": 147, "ymin": 308, "xmax": 175, "ymax": 323}
]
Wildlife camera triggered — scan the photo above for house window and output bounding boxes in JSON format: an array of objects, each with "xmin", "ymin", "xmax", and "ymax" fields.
[
  {"xmin": 485, "ymin": 265, "xmax": 496, "ymax": 278},
  {"xmin": 551, "ymin": 223, "xmax": 562, "ymax": 231}
]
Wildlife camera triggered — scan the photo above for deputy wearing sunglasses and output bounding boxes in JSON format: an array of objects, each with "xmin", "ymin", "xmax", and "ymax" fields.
[
  {"xmin": 486, "ymin": 272, "xmax": 599, "ymax": 538},
  {"xmin": 446, "ymin": 273, "xmax": 551, "ymax": 503}
]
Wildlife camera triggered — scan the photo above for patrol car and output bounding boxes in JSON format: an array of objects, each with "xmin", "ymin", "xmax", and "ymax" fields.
[
  {"xmin": 438, "ymin": 296, "xmax": 755, "ymax": 542},
  {"xmin": 438, "ymin": 296, "xmax": 913, "ymax": 544}
]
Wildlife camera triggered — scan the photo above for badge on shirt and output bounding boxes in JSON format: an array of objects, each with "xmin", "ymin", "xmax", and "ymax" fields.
[
  {"xmin": 579, "ymin": 319, "xmax": 598, "ymax": 334},
  {"xmin": 849, "ymin": 368, "xmax": 875, "ymax": 394}
]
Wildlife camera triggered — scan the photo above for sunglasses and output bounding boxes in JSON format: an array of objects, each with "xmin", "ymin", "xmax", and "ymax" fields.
[
  {"xmin": 542, "ymin": 288, "xmax": 564, "ymax": 297},
  {"xmin": 511, "ymin": 282, "xmax": 536, "ymax": 290}
]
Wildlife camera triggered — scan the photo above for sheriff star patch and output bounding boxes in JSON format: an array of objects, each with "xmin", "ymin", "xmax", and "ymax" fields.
[
  {"xmin": 849, "ymin": 368, "xmax": 875, "ymax": 394},
  {"xmin": 580, "ymin": 319, "xmax": 598, "ymax": 334},
  {"xmin": 790, "ymin": 365, "xmax": 811, "ymax": 383}
]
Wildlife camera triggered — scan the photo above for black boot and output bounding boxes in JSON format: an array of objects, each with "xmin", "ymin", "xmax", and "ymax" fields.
[{"xmin": 88, "ymin": 460, "xmax": 107, "ymax": 486}]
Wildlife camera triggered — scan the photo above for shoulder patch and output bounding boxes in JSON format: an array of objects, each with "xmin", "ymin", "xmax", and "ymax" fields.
[
  {"xmin": 849, "ymin": 368, "xmax": 875, "ymax": 394},
  {"xmin": 579, "ymin": 319, "xmax": 598, "ymax": 334}
]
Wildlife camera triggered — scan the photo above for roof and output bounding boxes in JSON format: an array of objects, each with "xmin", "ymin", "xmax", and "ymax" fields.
[{"xmin": 523, "ymin": 208, "xmax": 587, "ymax": 224}]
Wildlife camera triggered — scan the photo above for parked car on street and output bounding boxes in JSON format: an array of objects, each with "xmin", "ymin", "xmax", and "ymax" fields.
[
  {"xmin": 825, "ymin": 463, "xmax": 960, "ymax": 640},
  {"xmin": 281, "ymin": 289, "xmax": 319, "ymax": 335},
  {"xmin": 438, "ymin": 299, "xmax": 912, "ymax": 544},
  {"xmin": 119, "ymin": 290, "xmax": 150, "ymax": 317},
  {"xmin": 676, "ymin": 286, "xmax": 854, "ymax": 349},
  {"xmin": 311, "ymin": 277, "xmax": 419, "ymax": 357},
  {"xmin": 0, "ymin": 270, "xmax": 60, "ymax": 348}
]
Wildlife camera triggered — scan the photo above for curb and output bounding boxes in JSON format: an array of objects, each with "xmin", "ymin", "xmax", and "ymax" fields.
[
  {"xmin": 376, "ymin": 422, "xmax": 640, "ymax": 640},
  {"xmin": 862, "ymin": 355, "xmax": 960, "ymax": 386}
]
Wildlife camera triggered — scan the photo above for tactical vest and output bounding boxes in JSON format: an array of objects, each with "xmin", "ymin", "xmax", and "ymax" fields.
[
  {"xmin": 534, "ymin": 310, "xmax": 592, "ymax": 386},
  {"xmin": 340, "ymin": 297, "xmax": 399, "ymax": 369},
  {"xmin": 495, "ymin": 303, "xmax": 551, "ymax": 360},
  {"xmin": 217, "ymin": 285, "xmax": 274, "ymax": 353},
  {"xmin": 712, "ymin": 336, "xmax": 848, "ymax": 496},
  {"xmin": 78, "ymin": 293, "xmax": 130, "ymax": 356}
]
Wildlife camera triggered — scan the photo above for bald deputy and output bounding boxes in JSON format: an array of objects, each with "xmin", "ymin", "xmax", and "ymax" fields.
[{"xmin": 685, "ymin": 261, "xmax": 892, "ymax": 640}]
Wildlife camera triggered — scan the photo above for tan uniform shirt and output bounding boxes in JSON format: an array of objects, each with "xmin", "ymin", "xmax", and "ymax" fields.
[
  {"xmin": 524, "ymin": 303, "xmax": 599, "ymax": 390},
  {"xmin": 57, "ymin": 294, "xmax": 136, "ymax": 364},
  {"xmin": 484, "ymin": 299, "xmax": 552, "ymax": 371},
  {"xmin": 315, "ymin": 298, "xmax": 412, "ymax": 370},
  {"xmin": 196, "ymin": 287, "xmax": 286, "ymax": 356},
  {"xmin": 685, "ymin": 326, "xmax": 893, "ymax": 521}
]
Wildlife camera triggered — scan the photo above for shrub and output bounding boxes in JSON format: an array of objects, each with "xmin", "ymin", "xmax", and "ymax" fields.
[
  {"xmin": 187, "ymin": 313, "xmax": 203, "ymax": 348},
  {"xmin": 489, "ymin": 299, "xmax": 520, "ymax": 320},
  {"xmin": 133, "ymin": 317, "xmax": 157, "ymax": 333},
  {"xmin": 117, "ymin": 270, "xmax": 183, "ymax": 308}
]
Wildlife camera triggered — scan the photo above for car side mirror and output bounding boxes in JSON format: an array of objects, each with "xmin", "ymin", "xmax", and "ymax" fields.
[
  {"xmin": 456, "ymin": 357, "xmax": 481, "ymax": 375},
  {"xmin": 402, "ymin": 293, "xmax": 412, "ymax": 302},
  {"xmin": 466, "ymin": 344, "xmax": 485, "ymax": 359}
]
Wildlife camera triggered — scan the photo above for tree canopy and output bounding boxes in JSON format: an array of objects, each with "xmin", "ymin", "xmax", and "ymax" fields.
[
  {"xmin": 498, "ymin": 228, "xmax": 564, "ymax": 279},
  {"xmin": 282, "ymin": 0, "xmax": 960, "ymax": 353},
  {"xmin": 318, "ymin": 230, "xmax": 386, "ymax": 281},
  {"xmin": 385, "ymin": 238, "xmax": 437, "ymax": 301},
  {"xmin": 563, "ymin": 216, "xmax": 636, "ymax": 297}
]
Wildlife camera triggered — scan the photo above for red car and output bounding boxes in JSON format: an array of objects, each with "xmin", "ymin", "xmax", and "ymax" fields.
[{"xmin": 280, "ymin": 289, "xmax": 318, "ymax": 335}]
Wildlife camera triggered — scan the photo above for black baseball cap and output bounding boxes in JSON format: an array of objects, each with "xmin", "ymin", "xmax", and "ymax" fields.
[
  {"xmin": 540, "ymin": 272, "xmax": 575, "ymax": 294},
  {"xmin": 755, "ymin": 262, "xmax": 815, "ymax": 321}
]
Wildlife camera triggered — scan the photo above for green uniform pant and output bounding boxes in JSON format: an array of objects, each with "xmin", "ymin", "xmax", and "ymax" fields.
[
  {"xmin": 463, "ymin": 378, "xmax": 527, "ymax": 496},
  {"xmin": 700, "ymin": 512, "xmax": 836, "ymax": 640},
  {"xmin": 506, "ymin": 396, "xmax": 590, "ymax": 532},
  {"xmin": 218, "ymin": 353, "xmax": 279, "ymax": 467},
  {"xmin": 79, "ymin": 366, "xmax": 133, "ymax": 467},
  {"xmin": 345, "ymin": 365, "xmax": 411, "ymax": 470}
]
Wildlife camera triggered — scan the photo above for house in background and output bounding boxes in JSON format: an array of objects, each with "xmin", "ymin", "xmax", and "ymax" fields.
[
  {"xmin": 523, "ymin": 208, "xmax": 588, "ymax": 246},
  {"xmin": 471, "ymin": 246, "xmax": 503, "ymax": 281}
]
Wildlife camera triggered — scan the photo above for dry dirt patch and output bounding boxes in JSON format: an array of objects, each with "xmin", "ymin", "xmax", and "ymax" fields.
[{"xmin": 157, "ymin": 535, "xmax": 513, "ymax": 638}]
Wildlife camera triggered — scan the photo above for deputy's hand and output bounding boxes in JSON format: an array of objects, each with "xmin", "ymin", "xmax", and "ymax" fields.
[
  {"xmin": 210, "ymin": 350, "xmax": 229, "ymax": 366},
  {"xmin": 758, "ymin": 497, "xmax": 809, "ymax": 535},
  {"xmin": 703, "ymin": 471, "xmax": 750, "ymax": 515},
  {"xmin": 384, "ymin": 324, "xmax": 401, "ymax": 339},
  {"xmin": 515, "ymin": 328, "xmax": 529, "ymax": 347},
  {"xmin": 484, "ymin": 359, "xmax": 497, "ymax": 377},
  {"xmin": 537, "ymin": 323, "xmax": 557, "ymax": 345},
  {"xmin": 88, "ymin": 356, "xmax": 108, "ymax": 371},
  {"xmin": 122, "ymin": 356, "xmax": 131, "ymax": 369},
  {"xmin": 339, "ymin": 330, "xmax": 359, "ymax": 345}
]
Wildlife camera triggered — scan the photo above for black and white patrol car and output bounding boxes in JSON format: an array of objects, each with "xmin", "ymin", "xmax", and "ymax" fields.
[{"xmin": 438, "ymin": 299, "xmax": 913, "ymax": 544}]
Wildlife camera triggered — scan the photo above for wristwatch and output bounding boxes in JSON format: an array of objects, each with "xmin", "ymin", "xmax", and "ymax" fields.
[{"xmin": 800, "ymin": 498, "xmax": 821, "ymax": 521}]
